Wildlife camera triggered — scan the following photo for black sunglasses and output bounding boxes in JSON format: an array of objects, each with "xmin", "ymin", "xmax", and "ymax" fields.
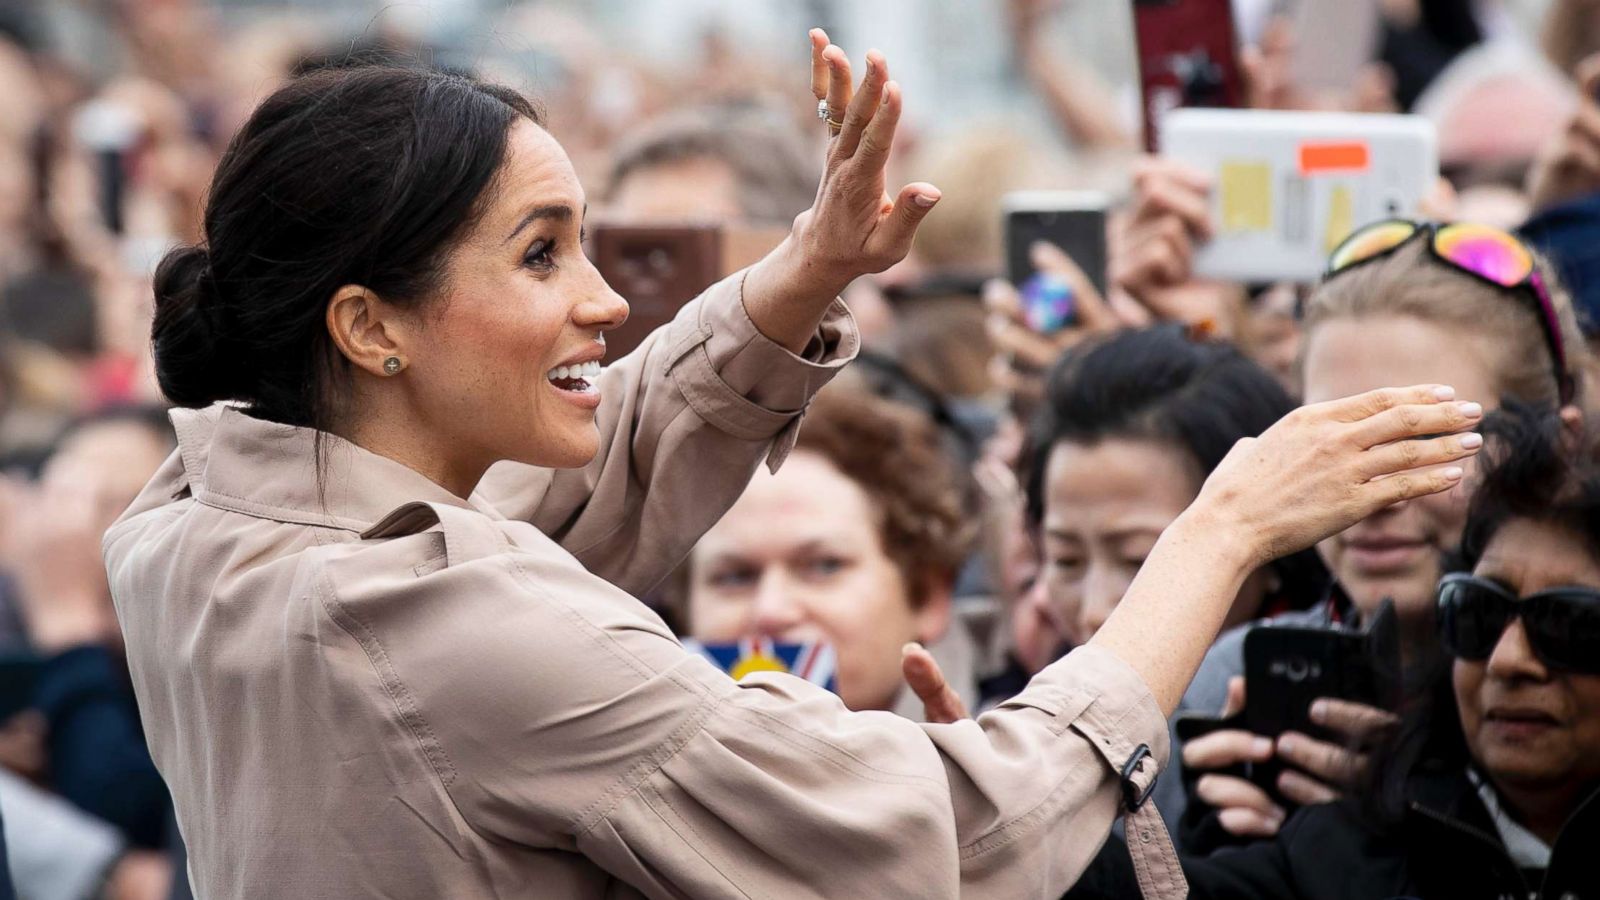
[{"xmin": 1436, "ymin": 573, "xmax": 1600, "ymax": 672}]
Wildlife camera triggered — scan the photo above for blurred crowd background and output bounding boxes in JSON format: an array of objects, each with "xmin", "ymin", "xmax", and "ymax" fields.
[{"xmin": 4, "ymin": 0, "xmax": 1600, "ymax": 897}]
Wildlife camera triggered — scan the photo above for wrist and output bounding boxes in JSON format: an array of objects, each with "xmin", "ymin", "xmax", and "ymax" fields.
[
  {"xmin": 741, "ymin": 234, "xmax": 852, "ymax": 354},
  {"xmin": 1168, "ymin": 503, "xmax": 1261, "ymax": 581}
]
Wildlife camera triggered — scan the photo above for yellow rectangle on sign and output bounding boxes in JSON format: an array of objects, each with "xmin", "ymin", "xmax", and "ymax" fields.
[{"xmin": 1219, "ymin": 160, "xmax": 1273, "ymax": 233}]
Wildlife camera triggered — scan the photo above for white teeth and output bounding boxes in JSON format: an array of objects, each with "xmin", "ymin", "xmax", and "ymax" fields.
[{"xmin": 548, "ymin": 361, "xmax": 604, "ymax": 385}]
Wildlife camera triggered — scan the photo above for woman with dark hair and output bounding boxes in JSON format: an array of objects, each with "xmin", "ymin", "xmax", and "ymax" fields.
[
  {"xmin": 1025, "ymin": 325, "xmax": 1328, "ymax": 649},
  {"xmin": 1067, "ymin": 404, "xmax": 1600, "ymax": 899},
  {"xmin": 100, "ymin": 32, "xmax": 1482, "ymax": 900}
]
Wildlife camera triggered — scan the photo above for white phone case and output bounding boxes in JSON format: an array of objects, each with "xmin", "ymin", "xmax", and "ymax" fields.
[{"xmin": 1162, "ymin": 109, "xmax": 1438, "ymax": 283}]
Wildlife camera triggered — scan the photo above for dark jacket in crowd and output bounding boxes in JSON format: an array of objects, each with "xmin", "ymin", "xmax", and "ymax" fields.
[
  {"xmin": 1068, "ymin": 764, "xmax": 1600, "ymax": 900},
  {"xmin": 33, "ymin": 644, "xmax": 171, "ymax": 848}
]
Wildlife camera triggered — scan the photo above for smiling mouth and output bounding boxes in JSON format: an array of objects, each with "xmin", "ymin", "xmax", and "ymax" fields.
[{"xmin": 547, "ymin": 361, "xmax": 602, "ymax": 394}]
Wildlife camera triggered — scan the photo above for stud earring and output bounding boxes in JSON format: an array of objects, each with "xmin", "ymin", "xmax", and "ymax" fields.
[{"xmin": 382, "ymin": 356, "xmax": 403, "ymax": 376}]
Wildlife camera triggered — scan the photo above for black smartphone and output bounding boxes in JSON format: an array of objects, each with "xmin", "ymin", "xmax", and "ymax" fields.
[
  {"xmin": 1133, "ymin": 0, "xmax": 1244, "ymax": 152},
  {"xmin": 1001, "ymin": 191, "xmax": 1109, "ymax": 333},
  {"xmin": 1242, "ymin": 600, "xmax": 1401, "ymax": 796}
]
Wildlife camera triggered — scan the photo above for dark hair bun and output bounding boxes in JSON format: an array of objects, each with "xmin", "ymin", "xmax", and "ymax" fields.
[{"xmin": 150, "ymin": 244, "xmax": 238, "ymax": 408}]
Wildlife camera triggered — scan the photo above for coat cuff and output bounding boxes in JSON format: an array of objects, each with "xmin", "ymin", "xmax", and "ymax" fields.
[
  {"xmin": 666, "ymin": 269, "xmax": 860, "ymax": 470},
  {"xmin": 1015, "ymin": 643, "xmax": 1172, "ymax": 782}
]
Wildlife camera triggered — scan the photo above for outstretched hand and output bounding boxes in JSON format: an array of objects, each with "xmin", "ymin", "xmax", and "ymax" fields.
[{"xmin": 740, "ymin": 29, "xmax": 941, "ymax": 353}]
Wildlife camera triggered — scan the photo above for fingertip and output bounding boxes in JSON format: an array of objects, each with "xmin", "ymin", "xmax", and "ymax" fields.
[
  {"xmin": 823, "ymin": 45, "xmax": 845, "ymax": 66},
  {"xmin": 1443, "ymin": 466, "xmax": 1465, "ymax": 482},
  {"xmin": 1432, "ymin": 384, "xmax": 1457, "ymax": 401}
]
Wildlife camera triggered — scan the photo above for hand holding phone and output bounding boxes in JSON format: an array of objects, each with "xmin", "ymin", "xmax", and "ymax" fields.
[{"xmin": 1134, "ymin": 0, "xmax": 1244, "ymax": 151}]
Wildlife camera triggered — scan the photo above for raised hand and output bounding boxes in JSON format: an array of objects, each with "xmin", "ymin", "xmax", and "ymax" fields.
[{"xmin": 740, "ymin": 29, "xmax": 941, "ymax": 354}]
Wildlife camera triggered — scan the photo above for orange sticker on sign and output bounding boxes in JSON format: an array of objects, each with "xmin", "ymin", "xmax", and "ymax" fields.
[{"xmin": 1298, "ymin": 142, "xmax": 1370, "ymax": 175}]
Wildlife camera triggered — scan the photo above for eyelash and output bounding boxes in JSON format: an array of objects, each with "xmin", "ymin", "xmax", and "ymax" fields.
[
  {"xmin": 523, "ymin": 240, "xmax": 557, "ymax": 274},
  {"xmin": 523, "ymin": 228, "xmax": 587, "ymax": 276}
]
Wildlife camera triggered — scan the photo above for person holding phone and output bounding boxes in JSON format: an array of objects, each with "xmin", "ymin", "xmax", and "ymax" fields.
[
  {"xmin": 1067, "ymin": 407, "xmax": 1600, "ymax": 900},
  {"xmin": 104, "ymin": 34, "xmax": 1482, "ymax": 900},
  {"xmin": 1116, "ymin": 159, "xmax": 1590, "ymax": 847}
]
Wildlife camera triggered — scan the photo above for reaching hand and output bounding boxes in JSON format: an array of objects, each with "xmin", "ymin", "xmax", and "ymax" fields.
[
  {"xmin": 902, "ymin": 643, "xmax": 971, "ymax": 725},
  {"xmin": 1191, "ymin": 384, "xmax": 1483, "ymax": 567}
]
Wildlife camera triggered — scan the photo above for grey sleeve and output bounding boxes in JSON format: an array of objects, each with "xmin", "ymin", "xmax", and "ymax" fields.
[{"xmin": 0, "ymin": 768, "xmax": 124, "ymax": 900}]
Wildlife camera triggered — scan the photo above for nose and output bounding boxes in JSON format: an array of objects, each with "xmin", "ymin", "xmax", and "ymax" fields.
[
  {"xmin": 1484, "ymin": 616, "xmax": 1550, "ymax": 683},
  {"xmin": 575, "ymin": 261, "xmax": 629, "ymax": 334},
  {"xmin": 1074, "ymin": 564, "xmax": 1130, "ymax": 643},
  {"xmin": 748, "ymin": 570, "xmax": 806, "ymax": 638}
]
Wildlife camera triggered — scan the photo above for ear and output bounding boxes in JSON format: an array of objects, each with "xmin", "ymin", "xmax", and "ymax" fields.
[
  {"xmin": 1559, "ymin": 403, "xmax": 1584, "ymax": 438},
  {"xmin": 325, "ymin": 285, "xmax": 407, "ymax": 377},
  {"xmin": 912, "ymin": 576, "xmax": 954, "ymax": 645}
]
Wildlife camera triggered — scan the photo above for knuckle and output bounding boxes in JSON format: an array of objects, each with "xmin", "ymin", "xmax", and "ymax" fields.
[
  {"xmin": 1398, "ymin": 439, "xmax": 1422, "ymax": 467},
  {"xmin": 1398, "ymin": 405, "xmax": 1422, "ymax": 430},
  {"xmin": 1369, "ymin": 389, "xmax": 1397, "ymax": 413}
]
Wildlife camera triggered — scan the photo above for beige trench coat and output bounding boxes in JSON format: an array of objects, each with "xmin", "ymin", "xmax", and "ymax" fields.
[{"xmin": 104, "ymin": 273, "xmax": 1172, "ymax": 899}]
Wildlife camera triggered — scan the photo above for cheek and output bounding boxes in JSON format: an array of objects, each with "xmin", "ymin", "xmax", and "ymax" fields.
[
  {"xmin": 814, "ymin": 565, "xmax": 918, "ymax": 649},
  {"xmin": 1572, "ymin": 679, "xmax": 1600, "ymax": 742},
  {"xmin": 1454, "ymin": 662, "xmax": 1485, "ymax": 737},
  {"xmin": 434, "ymin": 280, "xmax": 564, "ymax": 382},
  {"xmin": 1415, "ymin": 480, "xmax": 1471, "ymax": 545}
]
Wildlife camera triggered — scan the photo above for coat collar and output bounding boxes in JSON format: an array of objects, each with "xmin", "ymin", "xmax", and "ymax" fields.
[{"xmin": 170, "ymin": 404, "xmax": 503, "ymax": 535}]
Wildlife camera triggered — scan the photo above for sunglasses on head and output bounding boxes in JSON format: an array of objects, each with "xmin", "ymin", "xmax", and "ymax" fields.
[
  {"xmin": 1325, "ymin": 220, "xmax": 1575, "ymax": 406},
  {"xmin": 1436, "ymin": 572, "xmax": 1600, "ymax": 673}
]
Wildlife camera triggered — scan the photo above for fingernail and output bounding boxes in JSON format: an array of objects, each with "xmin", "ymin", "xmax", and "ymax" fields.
[
  {"xmin": 901, "ymin": 642, "xmax": 924, "ymax": 656},
  {"xmin": 1277, "ymin": 734, "xmax": 1297, "ymax": 754},
  {"xmin": 1443, "ymin": 466, "xmax": 1465, "ymax": 481},
  {"xmin": 1268, "ymin": 806, "xmax": 1287, "ymax": 825},
  {"xmin": 1252, "ymin": 737, "xmax": 1274, "ymax": 756},
  {"xmin": 1433, "ymin": 385, "xmax": 1456, "ymax": 401},
  {"xmin": 912, "ymin": 192, "xmax": 939, "ymax": 208},
  {"xmin": 1460, "ymin": 432, "xmax": 1484, "ymax": 449},
  {"xmin": 1309, "ymin": 700, "xmax": 1328, "ymax": 723},
  {"xmin": 1458, "ymin": 401, "xmax": 1483, "ymax": 418}
]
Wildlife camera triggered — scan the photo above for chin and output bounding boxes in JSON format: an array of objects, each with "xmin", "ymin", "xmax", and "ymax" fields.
[
  {"xmin": 1340, "ymin": 571, "xmax": 1436, "ymax": 617},
  {"xmin": 513, "ymin": 424, "xmax": 600, "ymax": 470}
]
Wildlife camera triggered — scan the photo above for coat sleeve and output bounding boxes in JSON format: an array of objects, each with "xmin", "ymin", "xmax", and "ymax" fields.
[
  {"xmin": 321, "ymin": 529, "xmax": 1173, "ymax": 900},
  {"xmin": 472, "ymin": 270, "xmax": 857, "ymax": 597},
  {"xmin": 1066, "ymin": 805, "xmax": 1332, "ymax": 900}
]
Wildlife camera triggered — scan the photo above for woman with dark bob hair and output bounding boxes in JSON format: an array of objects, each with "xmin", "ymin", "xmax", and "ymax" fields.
[{"xmin": 103, "ymin": 31, "xmax": 1485, "ymax": 900}]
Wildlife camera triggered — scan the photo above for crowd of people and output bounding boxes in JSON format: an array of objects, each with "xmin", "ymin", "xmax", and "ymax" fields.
[{"xmin": 1, "ymin": 0, "xmax": 1599, "ymax": 897}]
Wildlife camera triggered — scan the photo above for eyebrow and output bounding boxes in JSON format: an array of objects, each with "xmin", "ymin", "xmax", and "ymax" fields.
[{"xmin": 505, "ymin": 202, "xmax": 584, "ymax": 244}]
